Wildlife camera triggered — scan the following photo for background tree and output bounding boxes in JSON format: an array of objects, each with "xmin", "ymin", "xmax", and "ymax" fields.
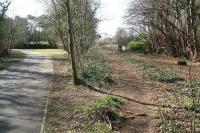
[
  {"xmin": 0, "ymin": 0, "xmax": 11, "ymax": 55},
  {"xmin": 46, "ymin": 0, "xmax": 99, "ymax": 84},
  {"xmin": 126, "ymin": 0, "xmax": 200, "ymax": 61}
]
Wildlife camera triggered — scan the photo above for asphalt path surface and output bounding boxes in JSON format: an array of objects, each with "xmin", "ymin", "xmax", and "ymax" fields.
[{"xmin": 0, "ymin": 50, "xmax": 52, "ymax": 133}]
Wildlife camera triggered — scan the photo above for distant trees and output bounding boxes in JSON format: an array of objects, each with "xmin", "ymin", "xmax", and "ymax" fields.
[
  {"xmin": 114, "ymin": 28, "xmax": 133, "ymax": 46},
  {"xmin": 127, "ymin": 0, "xmax": 200, "ymax": 61},
  {"xmin": 47, "ymin": 0, "xmax": 99, "ymax": 84},
  {"xmin": 0, "ymin": 0, "xmax": 11, "ymax": 54},
  {"xmin": 0, "ymin": 0, "xmax": 10, "ymax": 23}
]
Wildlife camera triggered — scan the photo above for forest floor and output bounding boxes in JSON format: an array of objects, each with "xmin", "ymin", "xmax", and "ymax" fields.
[
  {"xmin": 100, "ymin": 48, "xmax": 200, "ymax": 133},
  {"xmin": 42, "ymin": 48, "xmax": 200, "ymax": 133},
  {"xmin": 100, "ymin": 48, "xmax": 162, "ymax": 133}
]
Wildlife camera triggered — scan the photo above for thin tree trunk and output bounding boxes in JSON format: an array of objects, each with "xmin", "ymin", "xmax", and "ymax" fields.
[{"xmin": 66, "ymin": 0, "xmax": 80, "ymax": 85}]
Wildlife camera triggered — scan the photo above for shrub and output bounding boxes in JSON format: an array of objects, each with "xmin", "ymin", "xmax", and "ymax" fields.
[
  {"xmin": 85, "ymin": 96, "xmax": 124, "ymax": 117},
  {"xmin": 85, "ymin": 96, "xmax": 125, "ymax": 127},
  {"xmin": 128, "ymin": 39, "xmax": 148, "ymax": 52},
  {"xmin": 14, "ymin": 42, "xmax": 57, "ymax": 49},
  {"xmin": 82, "ymin": 49, "xmax": 115, "ymax": 85}
]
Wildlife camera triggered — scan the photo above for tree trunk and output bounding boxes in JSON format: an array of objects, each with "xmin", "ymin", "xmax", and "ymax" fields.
[{"xmin": 66, "ymin": 0, "xmax": 80, "ymax": 85}]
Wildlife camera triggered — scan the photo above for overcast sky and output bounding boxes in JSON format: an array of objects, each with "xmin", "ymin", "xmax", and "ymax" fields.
[{"xmin": 7, "ymin": 0, "xmax": 130, "ymax": 36}]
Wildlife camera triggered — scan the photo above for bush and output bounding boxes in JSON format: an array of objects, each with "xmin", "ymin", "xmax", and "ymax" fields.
[
  {"xmin": 85, "ymin": 96, "xmax": 124, "ymax": 117},
  {"xmin": 82, "ymin": 49, "xmax": 115, "ymax": 85},
  {"xmin": 85, "ymin": 96, "xmax": 125, "ymax": 128},
  {"xmin": 128, "ymin": 39, "xmax": 148, "ymax": 52},
  {"xmin": 14, "ymin": 42, "xmax": 57, "ymax": 49}
]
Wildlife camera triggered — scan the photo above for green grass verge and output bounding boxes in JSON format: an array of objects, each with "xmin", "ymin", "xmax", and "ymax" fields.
[
  {"xmin": 0, "ymin": 49, "xmax": 25, "ymax": 70},
  {"xmin": 120, "ymin": 53, "xmax": 182, "ymax": 82},
  {"xmin": 30, "ymin": 49, "xmax": 67, "ymax": 59}
]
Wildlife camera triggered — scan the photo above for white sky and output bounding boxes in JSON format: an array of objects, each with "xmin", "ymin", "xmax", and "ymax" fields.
[
  {"xmin": 7, "ymin": 0, "xmax": 130, "ymax": 36},
  {"xmin": 97, "ymin": 0, "xmax": 130, "ymax": 37},
  {"xmin": 7, "ymin": 0, "xmax": 44, "ymax": 17}
]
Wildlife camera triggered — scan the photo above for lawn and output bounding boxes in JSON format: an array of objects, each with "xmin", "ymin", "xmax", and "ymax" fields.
[{"xmin": 30, "ymin": 49, "xmax": 67, "ymax": 59}]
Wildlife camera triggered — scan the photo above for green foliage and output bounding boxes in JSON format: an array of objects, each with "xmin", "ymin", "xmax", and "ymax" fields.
[
  {"xmin": 147, "ymin": 67, "xmax": 181, "ymax": 82},
  {"xmin": 175, "ymin": 80, "xmax": 200, "ymax": 96},
  {"xmin": 14, "ymin": 43, "xmax": 57, "ymax": 49},
  {"xmin": 82, "ymin": 49, "xmax": 115, "ymax": 85},
  {"xmin": 157, "ymin": 107, "xmax": 181, "ymax": 133},
  {"xmin": 127, "ymin": 39, "xmax": 148, "ymax": 52},
  {"xmin": 157, "ymin": 80, "xmax": 200, "ymax": 133},
  {"xmin": 121, "ymin": 53, "xmax": 182, "ymax": 82},
  {"xmin": 85, "ymin": 96, "xmax": 124, "ymax": 117}
]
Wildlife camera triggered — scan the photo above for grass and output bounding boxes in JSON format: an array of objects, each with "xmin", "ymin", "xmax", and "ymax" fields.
[
  {"xmin": 0, "ymin": 49, "xmax": 25, "ymax": 70},
  {"xmin": 30, "ymin": 49, "xmax": 67, "ymax": 59},
  {"xmin": 120, "ymin": 53, "xmax": 182, "ymax": 82}
]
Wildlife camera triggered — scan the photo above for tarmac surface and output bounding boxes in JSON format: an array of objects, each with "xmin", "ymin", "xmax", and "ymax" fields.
[{"xmin": 0, "ymin": 50, "xmax": 52, "ymax": 133}]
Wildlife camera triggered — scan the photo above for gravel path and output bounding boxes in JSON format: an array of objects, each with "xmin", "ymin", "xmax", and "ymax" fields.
[{"xmin": 0, "ymin": 50, "xmax": 52, "ymax": 133}]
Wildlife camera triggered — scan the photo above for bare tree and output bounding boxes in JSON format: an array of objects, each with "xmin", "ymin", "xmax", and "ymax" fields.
[
  {"xmin": 126, "ymin": 0, "xmax": 200, "ymax": 61},
  {"xmin": 45, "ymin": 0, "xmax": 99, "ymax": 84}
]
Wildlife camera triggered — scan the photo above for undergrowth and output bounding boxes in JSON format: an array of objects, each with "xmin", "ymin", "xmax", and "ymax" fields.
[
  {"xmin": 82, "ymin": 49, "xmax": 115, "ymax": 86},
  {"xmin": 120, "ymin": 53, "xmax": 182, "ymax": 82},
  {"xmin": 83, "ymin": 96, "xmax": 125, "ymax": 131},
  {"xmin": 157, "ymin": 80, "xmax": 200, "ymax": 133},
  {"xmin": 85, "ymin": 96, "xmax": 124, "ymax": 117}
]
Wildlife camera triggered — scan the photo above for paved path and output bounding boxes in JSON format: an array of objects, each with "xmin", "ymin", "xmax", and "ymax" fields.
[{"xmin": 0, "ymin": 50, "xmax": 52, "ymax": 133}]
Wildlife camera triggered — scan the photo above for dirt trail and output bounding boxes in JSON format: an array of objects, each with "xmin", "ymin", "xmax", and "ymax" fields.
[{"xmin": 100, "ymin": 49, "xmax": 164, "ymax": 133}]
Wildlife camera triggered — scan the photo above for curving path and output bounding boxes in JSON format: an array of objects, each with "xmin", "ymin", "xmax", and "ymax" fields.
[{"xmin": 0, "ymin": 50, "xmax": 52, "ymax": 133}]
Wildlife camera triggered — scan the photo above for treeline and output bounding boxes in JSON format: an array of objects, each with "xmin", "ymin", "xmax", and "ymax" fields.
[
  {"xmin": 47, "ymin": 0, "xmax": 99, "ymax": 84},
  {"xmin": 126, "ymin": 0, "xmax": 200, "ymax": 61},
  {"xmin": 0, "ymin": 0, "xmax": 11, "ymax": 54},
  {"xmin": 0, "ymin": 0, "xmax": 59, "ymax": 55}
]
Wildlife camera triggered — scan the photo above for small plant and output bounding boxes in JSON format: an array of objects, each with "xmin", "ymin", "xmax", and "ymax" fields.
[
  {"xmin": 85, "ymin": 96, "xmax": 125, "ymax": 130},
  {"xmin": 157, "ymin": 75, "xmax": 200, "ymax": 132},
  {"xmin": 85, "ymin": 96, "xmax": 124, "ymax": 117},
  {"xmin": 82, "ymin": 49, "xmax": 115, "ymax": 86},
  {"xmin": 147, "ymin": 67, "xmax": 182, "ymax": 82}
]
